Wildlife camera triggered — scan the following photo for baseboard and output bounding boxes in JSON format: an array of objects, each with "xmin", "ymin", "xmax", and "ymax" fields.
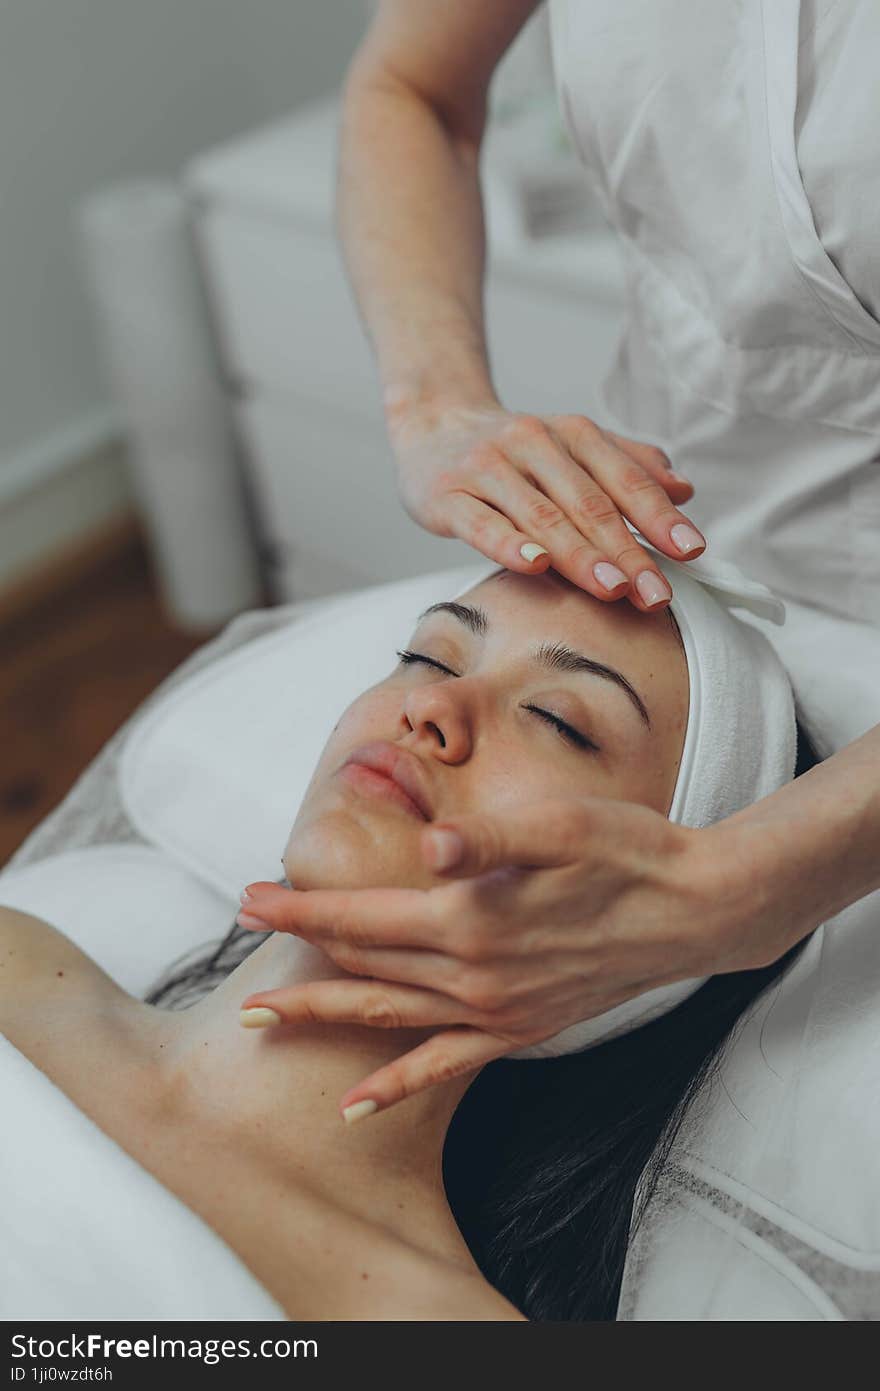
[
  {"xmin": 0, "ymin": 408, "xmax": 121, "ymax": 508},
  {"xmin": 0, "ymin": 509, "xmax": 143, "ymax": 630},
  {"xmin": 0, "ymin": 410, "xmax": 133, "ymax": 595}
]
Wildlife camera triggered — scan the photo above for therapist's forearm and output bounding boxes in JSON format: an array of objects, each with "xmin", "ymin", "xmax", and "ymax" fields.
[
  {"xmin": 335, "ymin": 61, "xmax": 499, "ymax": 427},
  {"xmin": 715, "ymin": 722, "xmax": 880, "ymax": 955}
]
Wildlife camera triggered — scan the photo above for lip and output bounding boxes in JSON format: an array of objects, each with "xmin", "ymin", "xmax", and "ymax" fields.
[{"xmin": 339, "ymin": 742, "xmax": 434, "ymax": 822}]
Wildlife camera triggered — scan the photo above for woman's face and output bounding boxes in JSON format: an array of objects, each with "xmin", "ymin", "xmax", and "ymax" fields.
[{"xmin": 283, "ymin": 568, "xmax": 689, "ymax": 891}]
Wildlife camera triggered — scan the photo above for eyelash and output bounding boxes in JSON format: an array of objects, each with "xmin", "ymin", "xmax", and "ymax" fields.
[{"xmin": 395, "ymin": 648, "xmax": 599, "ymax": 753}]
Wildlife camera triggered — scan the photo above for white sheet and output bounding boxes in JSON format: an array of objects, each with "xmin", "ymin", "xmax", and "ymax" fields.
[{"xmin": 0, "ymin": 845, "xmax": 286, "ymax": 1320}]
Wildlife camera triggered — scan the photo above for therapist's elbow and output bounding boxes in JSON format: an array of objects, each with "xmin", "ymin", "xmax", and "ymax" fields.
[{"xmin": 341, "ymin": 22, "xmax": 489, "ymax": 167}]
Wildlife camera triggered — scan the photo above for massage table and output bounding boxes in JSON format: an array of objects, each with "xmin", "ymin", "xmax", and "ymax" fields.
[{"xmin": 2, "ymin": 563, "xmax": 879, "ymax": 1320}]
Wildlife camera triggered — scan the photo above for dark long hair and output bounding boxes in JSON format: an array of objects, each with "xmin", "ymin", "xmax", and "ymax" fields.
[{"xmin": 145, "ymin": 719, "xmax": 820, "ymax": 1321}]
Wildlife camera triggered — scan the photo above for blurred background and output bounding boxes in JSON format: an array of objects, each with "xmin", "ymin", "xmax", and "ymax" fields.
[{"xmin": 0, "ymin": 0, "xmax": 625, "ymax": 864}]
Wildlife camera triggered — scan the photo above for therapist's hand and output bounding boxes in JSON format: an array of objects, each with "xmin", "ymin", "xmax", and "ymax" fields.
[
  {"xmin": 235, "ymin": 796, "xmax": 786, "ymax": 1122},
  {"xmin": 386, "ymin": 399, "xmax": 705, "ymax": 611}
]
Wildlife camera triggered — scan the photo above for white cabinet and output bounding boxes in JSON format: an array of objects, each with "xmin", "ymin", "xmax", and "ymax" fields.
[
  {"xmin": 234, "ymin": 394, "xmax": 476, "ymax": 597},
  {"xmin": 196, "ymin": 207, "xmax": 385, "ymax": 420},
  {"xmin": 185, "ymin": 95, "xmax": 626, "ymax": 602}
]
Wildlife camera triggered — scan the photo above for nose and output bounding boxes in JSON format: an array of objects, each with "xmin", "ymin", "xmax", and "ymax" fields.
[{"xmin": 401, "ymin": 680, "xmax": 472, "ymax": 763}]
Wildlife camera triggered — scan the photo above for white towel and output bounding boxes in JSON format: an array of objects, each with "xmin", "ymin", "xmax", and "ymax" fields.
[{"xmin": 450, "ymin": 534, "xmax": 797, "ymax": 1058}]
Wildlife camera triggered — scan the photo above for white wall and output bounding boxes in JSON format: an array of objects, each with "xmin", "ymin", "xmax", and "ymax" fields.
[{"xmin": 0, "ymin": 0, "xmax": 368, "ymax": 503}]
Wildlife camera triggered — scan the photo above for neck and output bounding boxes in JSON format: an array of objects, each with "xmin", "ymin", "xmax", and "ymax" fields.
[{"xmin": 147, "ymin": 930, "xmax": 478, "ymax": 1260}]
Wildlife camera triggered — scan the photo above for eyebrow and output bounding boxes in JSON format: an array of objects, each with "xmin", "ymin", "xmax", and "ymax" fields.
[{"xmin": 417, "ymin": 601, "xmax": 652, "ymax": 729}]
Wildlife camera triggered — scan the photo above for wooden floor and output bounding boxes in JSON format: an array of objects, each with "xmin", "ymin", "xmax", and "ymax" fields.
[{"xmin": 0, "ymin": 529, "xmax": 219, "ymax": 868}]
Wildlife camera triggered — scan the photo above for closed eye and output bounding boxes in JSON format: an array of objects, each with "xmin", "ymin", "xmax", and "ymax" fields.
[
  {"xmin": 396, "ymin": 648, "xmax": 459, "ymax": 677},
  {"xmin": 396, "ymin": 649, "xmax": 600, "ymax": 753},
  {"xmin": 522, "ymin": 704, "xmax": 599, "ymax": 753}
]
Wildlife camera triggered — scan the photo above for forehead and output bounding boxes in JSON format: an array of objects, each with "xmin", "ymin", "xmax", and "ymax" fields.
[{"xmin": 458, "ymin": 568, "xmax": 685, "ymax": 673}]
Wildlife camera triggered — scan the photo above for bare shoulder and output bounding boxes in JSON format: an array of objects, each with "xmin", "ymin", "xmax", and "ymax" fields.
[
  {"xmin": 0, "ymin": 903, "xmax": 158, "ymax": 1116},
  {"xmin": 0, "ymin": 902, "xmax": 129, "ymax": 1019}
]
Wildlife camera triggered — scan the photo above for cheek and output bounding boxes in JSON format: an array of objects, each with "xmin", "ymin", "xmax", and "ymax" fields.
[
  {"xmin": 330, "ymin": 686, "xmax": 403, "ymax": 745},
  {"xmin": 487, "ymin": 732, "xmax": 664, "ymax": 813},
  {"xmin": 467, "ymin": 733, "xmax": 592, "ymax": 813},
  {"xmin": 281, "ymin": 686, "xmax": 429, "ymax": 890},
  {"xmin": 610, "ymin": 724, "xmax": 685, "ymax": 816},
  {"xmin": 297, "ymin": 688, "xmax": 402, "ymax": 787}
]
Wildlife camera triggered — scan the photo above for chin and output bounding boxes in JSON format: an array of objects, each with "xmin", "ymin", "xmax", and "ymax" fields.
[{"xmin": 282, "ymin": 805, "xmax": 428, "ymax": 891}]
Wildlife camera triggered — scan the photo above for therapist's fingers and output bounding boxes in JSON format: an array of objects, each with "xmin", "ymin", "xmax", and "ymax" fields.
[
  {"xmin": 539, "ymin": 417, "xmax": 705, "ymax": 590},
  {"xmin": 237, "ymin": 882, "xmax": 450, "ymax": 950},
  {"xmin": 420, "ymin": 798, "xmax": 599, "ymax": 878},
  {"xmin": 442, "ymin": 490, "xmax": 554, "ymax": 575},
  {"xmin": 462, "ymin": 419, "xmax": 703, "ymax": 611},
  {"xmin": 550, "ymin": 415, "xmax": 703, "ymax": 542},
  {"xmin": 461, "ymin": 457, "xmax": 635, "ymax": 602},
  {"xmin": 602, "ymin": 431, "xmax": 694, "ymax": 499},
  {"xmin": 299, "ymin": 942, "xmax": 467, "ymax": 990},
  {"xmin": 336, "ymin": 1028, "xmax": 514, "ymax": 1122},
  {"xmin": 240, "ymin": 977, "xmax": 478, "ymax": 1032}
]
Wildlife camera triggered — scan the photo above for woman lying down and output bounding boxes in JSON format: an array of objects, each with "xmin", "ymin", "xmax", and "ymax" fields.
[{"xmin": 0, "ymin": 556, "xmax": 817, "ymax": 1321}]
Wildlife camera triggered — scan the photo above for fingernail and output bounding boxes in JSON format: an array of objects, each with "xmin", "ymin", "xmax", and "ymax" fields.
[
  {"xmin": 239, "ymin": 888, "xmax": 253, "ymax": 905},
  {"xmin": 635, "ymin": 570, "xmax": 672, "ymax": 606},
  {"xmin": 670, "ymin": 522, "xmax": 705, "ymax": 555},
  {"xmin": 342, "ymin": 1099, "xmax": 379, "ymax": 1125},
  {"xmin": 593, "ymin": 561, "xmax": 628, "ymax": 591},
  {"xmin": 671, "ymin": 471, "xmax": 691, "ymax": 486},
  {"xmin": 239, "ymin": 1007, "xmax": 282, "ymax": 1028},
  {"xmin": 426, "ymin": 828, "xmax": 463, "ymax": 870},
  {"xmin": 236, "ymin": 910, "xmax": 269, "ymax": 930},
  {"xmin": 520, "ymin": 542, "xmax": 548, "ymax": 563}
]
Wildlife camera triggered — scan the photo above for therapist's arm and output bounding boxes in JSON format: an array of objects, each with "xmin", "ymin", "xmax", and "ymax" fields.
[
  {"xmin": 336, "ymin": 0, "xmax": 531, "ymax": 415},
  {"xmin": 335, "ymin": 1, "xmax": 705, "ymax": 610},
  {"xmin": 707, "ymin": 721, "xmax": 880, "ymax": 964}
]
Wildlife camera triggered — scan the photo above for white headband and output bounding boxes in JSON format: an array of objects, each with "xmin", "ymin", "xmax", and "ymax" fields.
[{"xmin": 449, "ymin": 536, "xmax": 796, "ymax": 1058}]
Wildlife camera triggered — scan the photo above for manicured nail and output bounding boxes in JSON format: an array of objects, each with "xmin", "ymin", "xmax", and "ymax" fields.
[
  {"xmin": 670, "ymin": 522, "xmax": 705, "ymax": 555},
  {"xmin": 426, "ymin": 828, "xmax": 464, "ymax": 870},
  {"xmin": 670, "ymin": 471, "xmax": 691, "ymax": 486},
  {"xmin": 520, "ymin": 542, "xmax": 548, "ymax": 563},
  {"xmin": 342, "ymin": 1099, "xmax": 379, "ymax": 1125},
  {"xmin": 635, "ymin": 570, "xmax": 672, "ymax": 607},
  {"xmin": 593, "ymin": 562, "xmax": 628, "ymax": 591},
  {"xmin": 239, "ymin": 1007, "xmax": 282, "ymax": 1028},
  {"xmin": 236, "ymin": 910, "xmax": 269, "ymax": 930}
]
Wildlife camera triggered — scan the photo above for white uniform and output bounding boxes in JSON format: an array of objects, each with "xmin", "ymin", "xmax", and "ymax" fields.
[
  {"xmin": 548, "ymin": 0, "xmax": 880, "ymax": 626},
  {"xmin": 547, "ymin": 0, "xmax": 880, "ymax": 1319}
]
